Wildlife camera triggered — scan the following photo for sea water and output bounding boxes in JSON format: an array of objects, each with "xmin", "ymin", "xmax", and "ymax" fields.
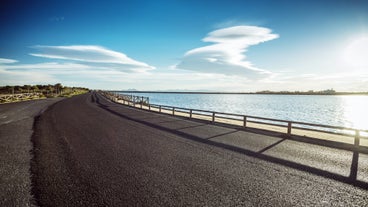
[{"xmin": 119, "ymin": 92, "xmax": 368, "ymax": 130}]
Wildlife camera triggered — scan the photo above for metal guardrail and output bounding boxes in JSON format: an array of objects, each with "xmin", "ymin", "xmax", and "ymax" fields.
[
  {"xmin": 100, "ymin": 91, "xmax": 149, "ymax": 106},
  {"xmin": 101, "ymin": 91, "xmax": 368, "ymax": 146}
]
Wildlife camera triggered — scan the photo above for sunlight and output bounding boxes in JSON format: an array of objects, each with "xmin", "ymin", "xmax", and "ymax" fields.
[
  {"xmin": 342, "ymin": 96, "xmax": 368, "ymax": 130},
  {"xmin": 344, "ymin": 37, "xmax": 368, "ymax": 67}
]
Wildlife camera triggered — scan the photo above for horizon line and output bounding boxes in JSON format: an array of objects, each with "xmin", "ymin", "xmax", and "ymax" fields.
[{"xmin": 110, "ymin": 90, "xmax": 368, "ymax": 95}]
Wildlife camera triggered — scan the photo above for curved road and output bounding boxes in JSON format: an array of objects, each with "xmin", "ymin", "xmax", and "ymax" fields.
[
  {"xmin": 0, "ymin": 98, "xmax": 62, "ymax": 206},
  {"xmin": 31, "ymin": 92, "xmax": 367, "ymax": 206}
]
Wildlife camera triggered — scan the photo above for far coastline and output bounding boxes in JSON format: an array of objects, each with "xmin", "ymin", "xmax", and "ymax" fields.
[{"xmin": 115, "ymin": 89, "xmax": 368, "ymax": 96}]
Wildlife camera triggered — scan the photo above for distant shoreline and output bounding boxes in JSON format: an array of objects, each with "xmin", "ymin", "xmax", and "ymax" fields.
[{"xmin": 114, "ymin": 91, "xmax": 368, "ymax": 96}]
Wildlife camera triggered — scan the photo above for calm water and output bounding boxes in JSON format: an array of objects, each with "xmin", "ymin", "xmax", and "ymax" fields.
[{"xmin": 121, "ymin": 92, "xmax": 368, "ymax": 130}]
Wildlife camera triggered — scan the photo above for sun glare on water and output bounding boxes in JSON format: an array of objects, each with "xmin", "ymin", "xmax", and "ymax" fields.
[
  {"xmin": 344, "ymin": 37, "xmax": 368, "ymax": 67},
  {"xmin": 342, "ymin": 96, "xmax": 368, "ymax": 130}
]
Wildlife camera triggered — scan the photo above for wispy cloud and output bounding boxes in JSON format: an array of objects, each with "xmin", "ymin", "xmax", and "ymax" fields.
[
  {"xmin": 0, "ymin": 61, "xmax": 92, "ymax": 85},
  {"xmin": 0, "ymin": 68, "xmax": 57, "ymax": 85},
  {"xmin": 214, "ymin": 19, "xmax": 265, "ymax": 29},
  {"xmin": 30, "ymin": 45, "xmax": 155, "ymax": 71},
  {"xmin": 49, "ymin": 16, "xmax": 65, "ymax": 22},
  {"xmin": 0, "ymin": 45, "xmax": 156, "ymax": 87},
  {"xmin": 175, "ymin": 25, "xmax": 279, "ymax": 78},
  {"xmin": 1, "ymin": 62, "xmax": 90, "ymax": 70},
  {"xmin": 0, "ymin": 58, "xmax": 18, "ymax": 64}
]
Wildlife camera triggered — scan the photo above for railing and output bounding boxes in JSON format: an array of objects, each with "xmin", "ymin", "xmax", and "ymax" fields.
[
  {"xmin": 100, "ymin": 91, "xmax": 149, "ymax": 107},
  {"xmin": 0, "ymin": 93, "xmax": 43, "ymax": 103},
  {"xmin": 100, "ymin": 91, "xmax": 368, "ymax": 146}
]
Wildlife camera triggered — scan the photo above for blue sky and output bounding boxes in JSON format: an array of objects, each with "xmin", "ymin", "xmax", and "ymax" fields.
[{"xmin": 1, "ymin": 0, "xmax": 368, "ymax": 91}]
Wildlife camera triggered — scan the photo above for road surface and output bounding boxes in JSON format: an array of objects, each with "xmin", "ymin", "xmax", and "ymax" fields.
[
  {"xmin": 3, "ymin": 92, "xmax": 368, "ymax": 206},
  {"xmin": 0, "ymin": 98, "xmax": 62, "ymax": 206}
]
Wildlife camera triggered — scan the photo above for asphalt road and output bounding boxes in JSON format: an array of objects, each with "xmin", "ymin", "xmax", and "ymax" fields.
[
  {"xmin": 23, "ymin": 93, "xmax": 368, "ymax": 206},
  {"xmin": 0, "ymin": 98, "xmax": 62, "ymax": 207}
]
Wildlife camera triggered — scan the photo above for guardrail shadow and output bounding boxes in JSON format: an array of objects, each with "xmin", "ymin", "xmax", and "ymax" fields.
[{"xmin": 94, "ymin": 92, "xmax": 368, "ymax": 190}]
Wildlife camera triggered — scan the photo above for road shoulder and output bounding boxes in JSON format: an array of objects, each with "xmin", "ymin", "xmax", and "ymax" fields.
[{"xmin": 0, "ymin": 98, "xmax": 63, "ymax": 206}]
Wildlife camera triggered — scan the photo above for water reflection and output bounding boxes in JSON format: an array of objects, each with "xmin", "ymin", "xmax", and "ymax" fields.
[
  {"xmin": 125, "ymin": 92, "xmax": 368, "ymax": 132},
  {"xmin": 342, "ymin": 96, "xmax": 368, "ymax": 130}
]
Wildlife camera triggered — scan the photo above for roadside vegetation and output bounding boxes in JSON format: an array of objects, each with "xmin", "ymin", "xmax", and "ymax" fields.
[{"xmin": 0, "ymin": 84, "xmax": 89, "ymax": 104}]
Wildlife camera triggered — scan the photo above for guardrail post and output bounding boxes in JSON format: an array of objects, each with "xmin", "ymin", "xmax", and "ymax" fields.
[
  {"xmin": 159, "ymin": 106, "xmax": 161, "ymax": 112},
  {"xmin": 287, "ymin": 122, "xmax": 292, "ymax": 134},
  {"xmin": 355, "ymin": 130, "xmax": 360, "ymax": 146},
  {"xmin": 243, "ymin": 116, "xmax": 247, "ymax": 127},
  {"xmin": 212, "ymin": 112, "xmax": 215, "ymax": 122},
  {"xmin": 172, "ymin": 107, "xmax": 175, "ymax": 115},
  {"xmin": 189, "ymin": 109, "xmax": 192, "ymax": 118},
  {"xmin": 148, "ymin": 105, "xmax": 151, "ymax": 110}
]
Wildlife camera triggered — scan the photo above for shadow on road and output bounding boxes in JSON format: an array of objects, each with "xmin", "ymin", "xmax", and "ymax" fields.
[{"xmin": 94, "ymin": 92, "xmax": 368, "ymax": 190}]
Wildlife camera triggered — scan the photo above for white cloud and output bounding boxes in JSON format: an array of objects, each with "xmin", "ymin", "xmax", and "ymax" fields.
[
  {"xmin": 0, "ymin": 62, "xmax": 92, "ymax": 86},
  {"xmin": 30, "ymin": 45, "xmax": 155, "ymax": 71},
  {"xmin": 0, "ymin": 44, "xmax": 157, "ymax": 86},
  {"xmin": 0, "ymin": 58, "xmax": 18, "ymax": 64},
  {"xmin": 175, "ymin": 25, "xmax": 279, "ymax": 78},
  {"xmin": 0, "ymin": 62, "xmax": 90, "ymax": 70},
  {"xmin": 0, "ymin": 68, "xmax": 57, "ymax": 85},
  {"xmin": 49, "ymin": 16, "xmax": 65, "ymax": 22}
]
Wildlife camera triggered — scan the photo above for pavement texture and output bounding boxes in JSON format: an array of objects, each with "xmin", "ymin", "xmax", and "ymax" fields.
[
  {"xmin": 0, "ymin": 98, "xmax": 62, "ymax": 207},
  {"xmin": 29, "ymin": 92, "xmax": 368, "ymax": 206}
]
